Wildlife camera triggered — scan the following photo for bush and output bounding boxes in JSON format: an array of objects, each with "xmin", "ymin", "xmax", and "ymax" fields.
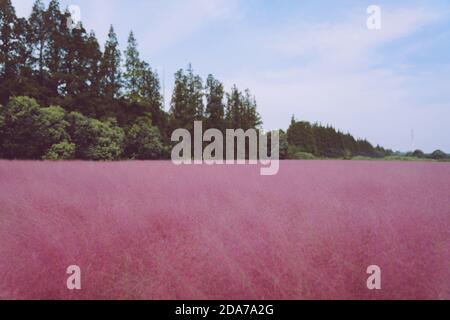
[
  {"xmin": 40, "ymin": 106, "xmax": 71, "ymax": 146},
  {"xmin": 0, "ymin": 97, "xmax": 49, "ymax": 159},
  {"xmin": 384, "ymin": 155, "xmax": 423, "ymax": 161},
  {"xmin": 85, "ymin": 119, "xmax": 124, "ymax": 161},
  {"xmin": 67, "ymin": 112, "xmax": 124, "ymax": 160},
  {"xmin": 351, "ymin": 156, "xmax": 373, "ymax": 161},
  {"xmin": 43, "ymin": 141, "xmax": 76, "ymax": 160},
  {"xmin": 124, "ymin": 115, "xmax": 165, "ymax": 160}
]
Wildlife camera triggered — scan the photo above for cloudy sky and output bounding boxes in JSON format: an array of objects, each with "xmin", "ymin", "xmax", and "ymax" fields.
[{"xmin": 12, "ymin": 0, "xmax": 450, "ymax": 152}]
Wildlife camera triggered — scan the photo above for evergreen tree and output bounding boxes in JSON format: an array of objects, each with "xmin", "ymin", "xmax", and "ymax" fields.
[
  {"xmin": 43, "ymin": 0, "xmax": 67, "ymax": 96},
  {"xmin": 0, "ymin": 0, "xmax": 17, "ymax": 79},
  {"xmin": 28, "ymin": 0, "xmax": 46, "ymax": 83},
  {"xmin": 241, "ymin": 89, "xmax": 261, "ymax": 130},
  {"xmin": 62, "ymin": 22, "xmax": 88, "ymax": 98},
  {"xmin": 85, "ymin": 31, "xmax": 102, "ymax": 99},
  {"xmin": 170, "ymin": 68, "xmax": 190, "ymax": 132},
  {"xmin": 205, "ymin": 74, "xmax": 225, "ymax": 131},
  {"xmin": 287, "ymin": 120, "xmax": 316, "ymax": 155},
  {"xmin": 123, "ymin": 31, "xmax": 142, "ymax": 102},
  {"xmin": 100, "ymin": 25, "xmax": 121, "ymax": 100},
  {"xmin": 169, "ymin": 65, "xmax": 203, "ymax": 133},
  {"xmin": 225, "ymin": 85, "xmax": 242, "ymax": 129},
  {"xmin": 0, "ymin": 0, "xmax": 28, "ymax": 103},
  {"xmin": 186, "ymin": 64, "xmax": 204, "ymax": 121},
  {"xmin": 140, "ymin": 60, "xmax": 161, "ymax": 108}
]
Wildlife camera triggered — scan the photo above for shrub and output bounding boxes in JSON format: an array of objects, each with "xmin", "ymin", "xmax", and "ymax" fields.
[
  {"xmin": 124, "ymin": 115, "xmax": 165, "ymax": 160},
  {"xmin": 288, "ymin": 147, "xmax": 316, "ymax": 160},
  {"xmin": 40, "ymin": 106, "xmax": 71, "ymax": 146},
  {"xmin": 67, "ymin": 112, "xmax": 124, "ymax": 160},
  {"xmin": 43, "ymin": 141, "xmax": 76, "ymax": 160},
  {"xmin": 0, "ymin": 97, "xmax": 49, "ymax": 159}
]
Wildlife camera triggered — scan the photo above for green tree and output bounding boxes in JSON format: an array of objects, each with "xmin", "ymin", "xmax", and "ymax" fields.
[
  {"xmin": 43, "ymin": 0, "xmax": 67, "ymax": 96},
  {"xmin": 0, "ymin": 0, "xmax": 31, "ymax": 104},
  {"xmin": 40, "ymin": 105, "xmax": 70, "ymax": 146},
  {"xmin": 43, "ymin": 140, "xmax": 75, "ymax": 160},
  {"xmin": 124, "ymin": 115, "xmax": 165, "ymax": 159},
  {"xmin": 140, "ymin": 61, "xmax": 161, "ymax": 108},
  {"xmin": 241, "ymin": 89, "xmax": 261, "ymax": 130},
  {"xmin": 287, "ymin": 120, "xmax": 316, "ymax": 155},
  {"xmin": 278, "ymin": 129, "xmax": 289, "ymax": 160},
  {"xmin": 0, "ymin": 96, "xmax": 48, "ymax": 158},
  {"xmin": 205, "ymin": 74, "xmax": 225, "ymax": 131},
  {"xmin": 0, "ymin": 0, "xmax": 18, "ymax": 79},
  {"xmin": 67, "ymin": 112, "xmax": 124, "ymax": 160},
  {"xmin": 100, "ymin": 25, "xmax": 122, "ymax": 100},
  {"xmin": 85, "ymin": 31, "xmax": 102, "ymax": 99},
  {"xmin": 186, "ymin": 64, "xmax": 204, "ymax": 121},
  {"xmin": 123, "ymin": 31, "xmax": 142, "ymax": 102},
  {"xmin": 29, "ymin": 0, "xmax": 46, "ymax": 83},
  {"xmin": 169, "ymin": 65, "xmax": 203, "ymax": 133},
  {"xmin": 430, "ymin": 150, "xmax": 447, "ymax": 160},
  {"xmin": 225, "ymin": 85, "xmax": 241, "ymax": 129},
  {"xmin": 62, "ymin": 23, "xmax": 88, "ymax": 97}
]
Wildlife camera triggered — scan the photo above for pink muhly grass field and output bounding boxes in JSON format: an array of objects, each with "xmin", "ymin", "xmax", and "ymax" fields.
[{"xmin": 0, "ymin": 160, "xmax": 449, "ymax": 300}]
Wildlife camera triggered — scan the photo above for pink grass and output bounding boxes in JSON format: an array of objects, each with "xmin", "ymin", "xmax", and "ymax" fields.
[{"xmin": 0, "ymin": 161, "xmax": 449, "ymax": 300}]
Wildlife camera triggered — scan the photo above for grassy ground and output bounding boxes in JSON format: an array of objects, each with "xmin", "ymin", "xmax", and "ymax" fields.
[{"xmin": 1, "ymin": 161, "xmax": 449, "ymax": 299}]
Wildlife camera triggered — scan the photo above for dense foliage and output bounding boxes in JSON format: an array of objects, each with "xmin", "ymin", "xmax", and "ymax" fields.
[{"xmin": 0, "ymin": 0, "xmax": 446, "ymax": 160}]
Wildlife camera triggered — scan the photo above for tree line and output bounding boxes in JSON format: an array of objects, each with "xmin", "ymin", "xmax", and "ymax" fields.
[
  {"xmin": 2, "ymin": 0, "xmax": 442, "ymax": 161},
  {"xmin": 281, "ymin": 116, "xmax": 390, "ymax": 159}
]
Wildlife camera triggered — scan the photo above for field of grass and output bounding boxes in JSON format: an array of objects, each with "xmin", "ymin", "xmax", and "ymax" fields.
[{"xmin": 0, "ymin": 160, "xmax": 449, "ymax": 300}]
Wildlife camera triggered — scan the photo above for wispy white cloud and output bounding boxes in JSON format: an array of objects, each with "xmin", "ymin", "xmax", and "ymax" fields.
[
  {"xmin": 268, "ymin": 6, "xmax": 443, "ymax": 67},
  {"xmin": 138, "ymin": 0, "xmax": 241, "ymax": 53},
  {"xmin": 223, "ymin": 5, "xmax": 449, "ymax": 152}
]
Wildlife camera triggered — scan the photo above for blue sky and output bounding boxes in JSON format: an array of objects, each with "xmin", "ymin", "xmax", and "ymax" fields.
[{"xmin": 13, "ymin": 0, "xmax": 450, "ymax": 152}]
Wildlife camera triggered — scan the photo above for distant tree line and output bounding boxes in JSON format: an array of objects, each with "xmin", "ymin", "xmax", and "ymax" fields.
[
  {"xmin": 282, "ymin": 116, "xmax": 390, "ymax": 159},
  {"xmin": 0, "ymin": 0, "xmax": 446, "ymax": 160}
]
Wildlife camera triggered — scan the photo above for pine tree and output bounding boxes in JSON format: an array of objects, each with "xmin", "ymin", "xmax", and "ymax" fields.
[
  {"xmin": 287, "ymin": 120, "xmax": 316, "ymax": 155},
  {"xmin": 241, "ymin": 89, "xmax": 261, "ymax": 130},
  {"xmin": 43, "ymin": 0, "xmax": 66, "ymax": 95},
  {"xmin": 205, "ymin": 74, "xmax": 225, "ymax": 131},
  {"xmin": 186, "ymin": 64, "xmax": 203, "ymax": 121},
  {"xmin": 0, "ymin": 0, "xmax": 17, "ymax": 79},
  {"xmin": 123, "ymin": 31, "xmax": 142, "ymax": 102},
  {"xmin": 169, "ymin": 65, "xmax": 203, "ymax": 133},
  {"xmin": 226, "ymin": 85, "xmax": 242, "ymax": 129},
  {"xmin": 170, "ymin": 68, "xmax": 190, "ymax": 132},
  {"xmin": 100, "ymin": 25, "xmax": 121, "ymax": 100},
  {"xmin": 62, "ymin": 22, "xmax": 88, "ymax": 97},
  {"xmin": 140, "ymin": 61, "xmax": 161, "ymax": 107},
  {"xmin": 0, "ymin": 0, "xmax": 30, "ymax": 103},
  {"xmin": 85, "ymin": 31, "xmax": 101, "ymax": 98},
  {"xmin": 29, "ymin": 0, "xmax": 46, "ymax": 83}
]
